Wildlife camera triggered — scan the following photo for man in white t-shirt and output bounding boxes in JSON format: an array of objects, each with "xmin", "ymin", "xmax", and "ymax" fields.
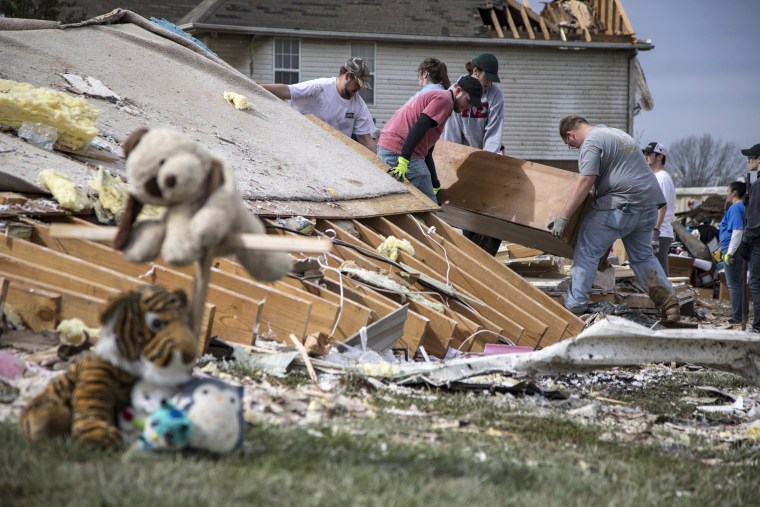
[
  {"xmin": 262, "ymin": 57, "xmax": 377, "ymax": 152},
  {"xmin": 643, "ymin": 141, "xmax": 676, "ymax": 275}
]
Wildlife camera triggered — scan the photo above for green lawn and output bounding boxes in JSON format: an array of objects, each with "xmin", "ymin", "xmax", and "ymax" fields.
[{"xmin": 3, "ymin": 368, "xmax": 759, "ymax": 507}]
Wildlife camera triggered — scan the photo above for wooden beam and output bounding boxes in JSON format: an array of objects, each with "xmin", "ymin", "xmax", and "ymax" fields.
[
  {"xmin": 357, "ymin": 217, "xmax": 539, "ymax": 344},
  {"xmin": 519, "ymin": 5, "xmax": 536, "ymax": 40},
  {"xmin": 5, "ymin": 276, "xmax": 105, "ymax": 328},
  {"xmin": 568, "ymin": 0, "xmax": 592, "ymax": 41},
  {"xmin": 505, "ymin": 7, "xmax": 521, "ymax": 38},
  {"xmin": 489, "ymin": 8, "xmax": 505, "ymax": 38},
  {"xmin": 418, "ymin": 213, "xmax": 584, "ymax": 340},
  {"xmin": 613, "ymin": 0, "xmax": 635, "ymax": 37},
  {"xmin": 521, "ymin": 0, "xmax": 549, "ymax": 40},
  {"xmin": 6, "ymin": 283, "xmax": 60, "ymax": 331}
]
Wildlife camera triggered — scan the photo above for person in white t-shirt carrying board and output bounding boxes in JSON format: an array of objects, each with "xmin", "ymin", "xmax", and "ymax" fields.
[
  {"xmin": 262, "ymin": 57, "xmax": 377, "ymax": 152},
  {"xmin": 643, "ymin": 142, "xmax": 676, "ymax": 275}
]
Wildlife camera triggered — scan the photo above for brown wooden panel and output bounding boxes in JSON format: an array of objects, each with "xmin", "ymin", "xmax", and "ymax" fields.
[
  {"xmin": 6, "ymin": 276, "xmax": 104, "ymax": 328},
  {"xmin": 6, "ymin": 284, "xmax": 60, "ymax": 331}
]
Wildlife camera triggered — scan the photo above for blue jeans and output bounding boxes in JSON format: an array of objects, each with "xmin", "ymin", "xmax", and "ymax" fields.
[
  {"xmin": 566, "ymin": 204, "xmax": 675, "ymax": 313},
  {"xmin": 722, "ymin": 250, "xmax": 747, "ymax": 322},
  {"xmin": 377, "ymin": 146, "xmax": 437, "ymax": 203},
  {"xmin": 747, "ymin": 239, "xmax": 760, "ymax": 330}
]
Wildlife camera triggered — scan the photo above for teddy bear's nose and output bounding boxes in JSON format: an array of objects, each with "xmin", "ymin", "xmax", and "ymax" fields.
[{"xmin": 165, "ymin": 175, "xmax": 177, "ymax": 189}]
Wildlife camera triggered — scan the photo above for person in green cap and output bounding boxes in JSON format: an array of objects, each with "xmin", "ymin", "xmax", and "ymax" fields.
[{"xmin": 441, "ymin": 52, "xmax": 505, "ymax": 256}]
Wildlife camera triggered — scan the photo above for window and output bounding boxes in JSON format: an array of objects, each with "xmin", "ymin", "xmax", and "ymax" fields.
[
  {"xmin": 350, "ymin": 42, "xmax": 375, "ymax": 105},
  {"xmin": 274, "ymin": 39, "xmax": 300, "ymax": 84}
]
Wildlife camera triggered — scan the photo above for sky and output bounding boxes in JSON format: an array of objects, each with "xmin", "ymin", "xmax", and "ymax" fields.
[{"xmin": 623, "ymin": 0, "xmax": 760, "ymax": 151}]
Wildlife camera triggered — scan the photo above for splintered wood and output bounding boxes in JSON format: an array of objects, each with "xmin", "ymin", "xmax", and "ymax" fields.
[{"xmin": 0, "ymin": 213, "xmax": 582, "ymax": 359}]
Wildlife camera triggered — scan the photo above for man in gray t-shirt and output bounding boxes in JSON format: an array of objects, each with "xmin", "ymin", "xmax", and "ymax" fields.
[{"xmin": 548, "ymin": 115, "xmax": 679, "ymax": 322}]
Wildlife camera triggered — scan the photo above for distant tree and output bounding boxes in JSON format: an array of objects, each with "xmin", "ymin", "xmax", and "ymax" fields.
[{"xmin": 667, "ymin": 134, "xmax": 747, "ymax": 188}]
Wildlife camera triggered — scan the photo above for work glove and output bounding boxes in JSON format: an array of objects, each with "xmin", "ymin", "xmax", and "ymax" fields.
[
  {"xmin": 737, "ymin": 241, "xmax": 751, "ymax": 261},
  {"xmin": 652, "ymin": 228, "xmax": 661, "ymax": 255},
  {"xmin": 548, "ymin": 215, "xmax": 570, "ymax": 237},
  {"xmin": 388, "ymin": 156, "xmax": 409, "ymax": 181},
  {"xmin": 723, "ymin": 253, "xmax": 734, "ymax": 266},
  {"xmin": 433, "ymin": 187, "xmax": 440, "ymax": 196}
]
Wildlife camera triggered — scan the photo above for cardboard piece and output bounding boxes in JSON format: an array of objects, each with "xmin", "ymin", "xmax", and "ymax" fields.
[{"xmin": 433, "ymin": 140, "xmax": 591, "ymax": 258}]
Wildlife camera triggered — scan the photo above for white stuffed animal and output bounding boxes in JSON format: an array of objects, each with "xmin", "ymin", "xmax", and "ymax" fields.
[{"xmin": 114, "ymin": 128, "xmax": 292, "ymax": 282}]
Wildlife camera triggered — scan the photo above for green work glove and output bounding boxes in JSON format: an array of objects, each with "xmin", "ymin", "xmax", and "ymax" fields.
[
  {"xmin": 388, "ymin": 156, "xmax": 409, "ymax": 181},
  {"xmin": 548, "ymin": 216, "xmax": 570, "ymax": 237},
  {"xmin": 723, "ymin": 252, "xmax": 734, "ymax": 266},
  {"xmin": 433, "ymin": 187, "xmax": 440, "ymax": 195}
]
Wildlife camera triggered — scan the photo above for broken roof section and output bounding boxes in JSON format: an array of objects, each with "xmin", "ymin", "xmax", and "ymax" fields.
[
  {"xmin": 180, "ymin": 0, "xmax": 651, "ymax": 49},
  {"xmin": 0, "ymin": 10, "xmax": 436, "ymax": 218}
]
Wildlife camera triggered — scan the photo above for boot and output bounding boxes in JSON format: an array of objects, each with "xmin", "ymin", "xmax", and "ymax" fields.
[{"xmin": 649, "ymin": 286, "xmax": 680, "ymax": 323}]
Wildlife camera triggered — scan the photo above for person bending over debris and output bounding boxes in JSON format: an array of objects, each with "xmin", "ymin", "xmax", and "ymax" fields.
[
  {"xmin": 549, "ymin": 115, "xmax": 680, "ymax": 322},
  {"xmin": 643, "ymin": 141, "xmax": 676, "ymax": 275},
  {"xmin": 441, "ymin": 53, "xmax": 506, "ymax": 256},
  {"xmin": 719, "ymin": 181, "xmax": 747, "ymax": 325},
  {"xmin": 262, "ymin": 57, "xmax": 377, "ymax": 152},
  {"xmin": 377, "ymin": 75, "xmax": 483, "ymax": 202},
  {"xmin": 737, "ymin": 143, "xmax": 760, "ymax": 331}
]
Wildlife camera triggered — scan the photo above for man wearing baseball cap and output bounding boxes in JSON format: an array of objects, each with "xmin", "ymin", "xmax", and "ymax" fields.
[
  {"xmin": 441, "ymin": 52, "xmax": 506, "ymax": 256},
  {"xmin": 377, "ymin": 75, "xmax": 483, "ymax": 202},
  {"xmin": 262, "ymin": 57, "xmax": 377, "ymax": 152},
  {"xmin": 643, "ymin": 142, "xmax": 676, "ymax": 275},
  {"xmin": 736, "ymin": 143, "xmax": 760, "ymax": 330}
]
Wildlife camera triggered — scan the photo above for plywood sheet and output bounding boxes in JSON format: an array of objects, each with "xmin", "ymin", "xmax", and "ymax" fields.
[{"xmin": 433, "ymin": 140, "xmax": 592, "ymax": 257}]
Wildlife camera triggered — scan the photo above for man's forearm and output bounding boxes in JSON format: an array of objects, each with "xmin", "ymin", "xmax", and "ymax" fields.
[
  {"xmin": 655, "ymin": 205, "xmax": 666, "ymax": 230},
  {"xmin": 262, "ymin": 83, "xmax": 291, "ymax": 100},
  {"xmin": 561, "ymin": 175, "xmax": 596, "ymax": 217}
]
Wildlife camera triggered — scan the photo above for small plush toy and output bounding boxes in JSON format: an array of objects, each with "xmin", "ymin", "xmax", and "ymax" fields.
[
  {"xmin": 173, "ymin": 376, "xmax": 245, "ymax": 455},
  {"xmin": 135, "ymin": 400, "xmax": 193, "ymax": 452},
  {"xmin": 118, "ymin": 379, "xmax": 181, "ymax": 445},
  {"xmin": 113, "ymin": 128, "xmax": 292, "ymax": 282}
]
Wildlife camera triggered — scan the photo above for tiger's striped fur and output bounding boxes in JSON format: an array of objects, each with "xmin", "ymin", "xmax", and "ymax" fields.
[{"xmin": 20, "ymin": 285, "xmax": 197, "ymax": 449}]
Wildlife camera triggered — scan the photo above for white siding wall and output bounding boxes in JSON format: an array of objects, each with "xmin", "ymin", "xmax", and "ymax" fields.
[{"xmin": 239, "ymin": 36, "xmax": 635, "ymax": 161}]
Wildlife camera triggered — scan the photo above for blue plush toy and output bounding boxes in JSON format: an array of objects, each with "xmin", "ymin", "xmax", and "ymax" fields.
[{"xmin": 136, "ymin": 400, "xmax": 193, "ymax": 452}]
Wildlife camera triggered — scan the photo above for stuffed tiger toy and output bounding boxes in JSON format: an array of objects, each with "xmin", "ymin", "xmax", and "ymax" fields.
[{"xmin": 20, "ymin": 285, "xmax": 198, "ymax": 450}]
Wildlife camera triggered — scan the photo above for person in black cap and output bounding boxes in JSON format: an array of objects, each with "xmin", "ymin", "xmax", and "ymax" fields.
[
  {"xmin": 441, "ymin": 53, "xmax": 506, "ymax": 256},
  {"xmin": 642, "ymin": 141, "xmax": 676, "ymax": 275},
  {"xmin": 376, "ymin": 76, "xmax": 483, "ymax": 202},
  {"xmin": 736, "ymin": 143, "xmax": 760, "ymax": 330}
]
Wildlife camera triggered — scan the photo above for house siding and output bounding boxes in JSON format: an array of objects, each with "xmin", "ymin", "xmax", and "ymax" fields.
[{"xmin": 205, "ymin": 35, "xmax": 634, "ymax": 161}]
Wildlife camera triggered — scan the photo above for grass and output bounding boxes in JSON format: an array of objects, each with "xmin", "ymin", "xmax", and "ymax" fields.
[{"xmin": 3, "ymin": 374, "xmax": 760, "ymax": 507}]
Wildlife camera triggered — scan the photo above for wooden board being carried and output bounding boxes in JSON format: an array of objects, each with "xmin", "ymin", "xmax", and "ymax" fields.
[{"xmin": 432, "ymin": 140, "xmax": 592, "ymax": 258}]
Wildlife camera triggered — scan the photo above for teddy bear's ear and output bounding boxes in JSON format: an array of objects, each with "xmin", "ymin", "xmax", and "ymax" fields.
[
  {"xmin": 122, "ymin": 128, "xmax": 149, "ymax": 158},
  {"xmin": 113, "ymin": 194, "xmax": 143, "ymax": 251}
]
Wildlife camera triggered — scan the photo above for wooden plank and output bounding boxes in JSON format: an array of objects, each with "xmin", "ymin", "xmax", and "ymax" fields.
[
  {"xmin": 418, "ymin": 213, "xmax": 584, "ymax": 341},
  {"xmin": 505, "ymin": 7, "xmax": 521, "ymax": 38},
  {"xmin": 523, "ymin": 0, "xmax": 551, "ymax": 39},
  {"xmin": 407, "ymin": 300, "xmax": 454, "ymax": 358},
  {"xmin": 6, "ymin": 276, "xmax": 104, "ymax": 328},
  {"xmin": 519, "ymin": 5, "xmax": 536, "ymax": 39},
  {"xmin": 210, "ymin": 256, "xmax": 360, "ymax": 340},
  {"xmin": 28, "ymin": 225, "xmax": 270, "ymax": 345},
  {"xmin": 614, "ymin": 0, "xmax": 635, "ymax": 36},
  {"xmin": 322, "ymin": 273, "xmax": 426, "ymax": 355},
  {"xmin": 0, "ymin": 253, "xmax": 120, "ymax": 301},
  {"xmin": 433, "ymin": 140, "xmax": 592, "ymax": 257},
  {"xmin": 568, "ymin": 0, "xmax": 592, "ymax": 41},
  {"xmin": 356, "ymin": 217, "xmax": 537, "ymax": 344},
  {"xmin": 0, "ymin": 233, "xmax": 215, "ymax": 343},
  {"xmin": 489, "ymin": 8, "xmax": 505, "ymax": 38},
  {"xmin": 6, "ymin": 283, "xmax": 60, "ymax": 331},
  {"xmin": 0, "ymin": 192, "xmax": 28, "ymax": 205}
]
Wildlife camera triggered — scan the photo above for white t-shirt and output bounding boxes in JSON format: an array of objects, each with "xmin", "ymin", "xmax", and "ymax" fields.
[
  {"xmin": 288, "ymin": 77, "xmax": 374, "ymax": 138},
  {"xmin": 655, "ymin": 170, "xmax": 676, "ymax": 238}
]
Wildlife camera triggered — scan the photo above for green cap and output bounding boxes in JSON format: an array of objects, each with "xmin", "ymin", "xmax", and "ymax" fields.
[{"xmin": 472, "ymin": 53, "xmax": 500, "ymax": 83}]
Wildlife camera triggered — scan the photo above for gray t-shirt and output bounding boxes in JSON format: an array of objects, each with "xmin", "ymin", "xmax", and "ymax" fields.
[{"xmin": 578, "ymin": 125, "xmax": 666, "ymax": 210}]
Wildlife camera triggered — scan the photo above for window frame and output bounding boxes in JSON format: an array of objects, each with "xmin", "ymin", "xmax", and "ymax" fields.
[{"xmin": 273, "ymin": 38, "xmax": 301, "ymax": 84}]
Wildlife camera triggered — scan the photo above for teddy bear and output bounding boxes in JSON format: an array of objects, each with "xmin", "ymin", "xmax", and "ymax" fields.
[{"xmin": 113, "ymin": 128, "xmax": 292, "ymax": 283}]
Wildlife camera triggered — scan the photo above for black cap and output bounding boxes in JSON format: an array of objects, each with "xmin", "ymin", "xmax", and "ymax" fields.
[
  {"xmin": 471, "ymin": 53, "xmax": 500, "ymax": 83},
  {"xmin": 741, "ymin": 143, "xmax": 760, "ymax": 158},
  {"xmin": 455, "ymin": 75, "xmax": 483, "ymax": 109}
]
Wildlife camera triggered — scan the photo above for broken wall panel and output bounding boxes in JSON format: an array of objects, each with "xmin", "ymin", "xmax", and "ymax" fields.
[{"xmin": 432, "ymin": 140, "xmax": 592, "ymax": 258}]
